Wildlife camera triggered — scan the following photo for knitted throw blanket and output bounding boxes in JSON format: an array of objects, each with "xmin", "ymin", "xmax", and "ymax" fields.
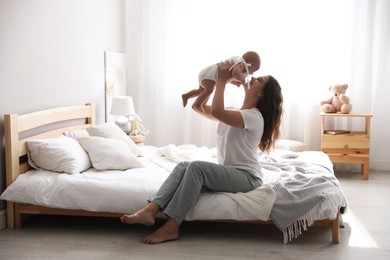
[{"xmin": 269, "ymin": 173, "xmax": 344, "ymax": 243}]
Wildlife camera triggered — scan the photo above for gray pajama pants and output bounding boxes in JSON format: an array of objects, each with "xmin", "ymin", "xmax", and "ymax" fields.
[{"xmin": 148, "ymin": 160, "xmax": 263, "ymax": 225}]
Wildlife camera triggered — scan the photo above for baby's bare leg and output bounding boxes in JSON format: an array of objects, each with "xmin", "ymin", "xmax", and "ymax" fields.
[
  {"xmin": 192, "ymin": 80, "xmax": 215, "ymax": 113},
  {"xmin": 120, "ymin": 202, "xmax": 160, "ymax": 226},
  {"xmin": 182, "ymin": 87, "xmax": 203, "ymax": 107}
]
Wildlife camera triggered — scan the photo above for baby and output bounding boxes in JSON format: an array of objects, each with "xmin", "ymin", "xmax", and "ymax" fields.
[{"xmin": 182, "ymin": 51, "xmax": 261, "ymax": 107}]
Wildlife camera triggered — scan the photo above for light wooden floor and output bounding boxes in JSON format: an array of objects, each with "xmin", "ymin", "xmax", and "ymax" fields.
[{"xmin": 0, "ymin": 169, "xmax": 389, "ymax": 260}]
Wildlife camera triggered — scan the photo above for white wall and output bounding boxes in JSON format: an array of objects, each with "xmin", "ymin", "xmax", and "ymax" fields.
[{"xmin": 0, "ymin": 0, "xmax": 125, "ymax": 216}]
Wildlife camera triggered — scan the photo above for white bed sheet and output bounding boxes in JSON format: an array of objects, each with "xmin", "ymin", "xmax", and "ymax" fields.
[{"xmin": 0, "ymin": 146, "xmax": 341, "ymax": 222}]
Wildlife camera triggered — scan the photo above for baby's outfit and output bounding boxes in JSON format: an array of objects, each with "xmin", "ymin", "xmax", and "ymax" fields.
[{"xmin": 198, "ymin": 56, "xmax": 251, "ymax": 88}]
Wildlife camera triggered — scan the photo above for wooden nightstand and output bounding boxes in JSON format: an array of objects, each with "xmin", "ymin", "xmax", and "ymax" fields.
[
  {"xmin": 320, "ymin": 112, "xmax": 373, "ymax": 180},
  {"xmin": 129, "ymin": 134, "xmax": 145, "ymax": 146}
]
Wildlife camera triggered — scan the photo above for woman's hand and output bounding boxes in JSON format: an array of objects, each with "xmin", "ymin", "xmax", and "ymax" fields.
[{"xmin": 217, "ymin": 60, "xmax": 233, "ymax": 84}]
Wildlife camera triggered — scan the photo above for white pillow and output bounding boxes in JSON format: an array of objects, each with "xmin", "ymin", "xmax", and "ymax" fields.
[
  {"xmin": 27, "ymin": 135, "xmax": 92, "ymax": 174},
  {"xmin": 87, "ymin": 123, "xmax": 142, "ymax": 157},
  {"xmin": 274, "ymin": 139, "xmax": 307, "ymax": 152},
  {"xmin": 78, "ymin": 136, "xmax": 145, "ymax": 170},
  {"xmin": 63, "ymin": 129, "xmax": 89, "ymax": 139}
]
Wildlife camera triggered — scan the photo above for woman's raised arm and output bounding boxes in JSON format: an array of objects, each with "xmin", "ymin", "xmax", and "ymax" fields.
[{"xmin": 211, "ymin": 62, "xmax": 245, "ymax": 128}]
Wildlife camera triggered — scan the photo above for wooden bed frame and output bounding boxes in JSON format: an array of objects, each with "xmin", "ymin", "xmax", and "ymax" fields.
[{"xmin": 3, "ymin": 103, "xmax": 341, "ymax": 244}]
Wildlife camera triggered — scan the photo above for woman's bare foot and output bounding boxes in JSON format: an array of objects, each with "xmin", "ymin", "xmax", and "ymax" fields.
[
  {"xmin": 140, "ymin": 218, "xmax": 179, "ymax": 244},
  {"xmin": 120, "ymin": 203, "xmax": 160, "ymax": 226}
]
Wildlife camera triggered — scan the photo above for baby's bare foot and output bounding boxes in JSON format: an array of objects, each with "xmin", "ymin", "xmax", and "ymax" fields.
[
  {"xmin": 182, "ymin": 95, "xmax": 188, "ymax": 107},
  {"xmin": 120, "ymin": 210, "xmax": 155, "ymax": 226}
]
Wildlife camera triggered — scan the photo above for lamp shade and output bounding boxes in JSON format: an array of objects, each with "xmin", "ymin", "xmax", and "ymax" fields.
[{"xmin": 110, "ymin": 96, "xmax": 136, "ymax": 116}]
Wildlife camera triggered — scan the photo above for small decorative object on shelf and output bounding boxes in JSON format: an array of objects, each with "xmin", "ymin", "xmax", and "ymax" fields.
[
  {"xmin": 130, "ymin": 114, "xmax": 149, "ymax": 136},
  {"xmin": 320, "ymin": 112, "xmax": 373, "ymax": 180},
  {"xmin": 128, "ymin": 114, "xmax": 149, "ymax": 146},
  {"xmin": 320, "ymin": 84, "xmax": 352, "ymax": 114},
  {"xmin": 323, "ymin": 130, "xmax": 351, "ymax": 135},
  {"xmin": 129, "ymin": 134, "xmax": 146, "ymax": 146}
]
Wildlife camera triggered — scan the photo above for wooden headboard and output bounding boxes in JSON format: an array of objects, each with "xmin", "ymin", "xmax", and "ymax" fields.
[{"xmin": 3, "ymin": 103, "xmax": 95, "ymax": 227}]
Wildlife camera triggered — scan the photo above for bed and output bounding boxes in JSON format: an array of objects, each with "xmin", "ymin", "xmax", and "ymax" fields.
[{"xmin": 0, "ymin": 103, "xmax": 347, "ymax": 244}]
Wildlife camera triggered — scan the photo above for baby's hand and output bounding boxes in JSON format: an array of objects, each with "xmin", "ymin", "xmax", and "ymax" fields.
[
  {"xmin": 240, "ymin": 78, "xmax": 247, "ymax": 86},
  {"xmin": 236, "ymin": 72, "xmax": 247, "ymax": 87},
  {"xmin": 230, "ymin": 80, "xmax": 241, "ymax": 87}
]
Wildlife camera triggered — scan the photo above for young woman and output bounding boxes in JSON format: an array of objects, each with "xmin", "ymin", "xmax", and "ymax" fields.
[{"xmin": 121, "ymin": 60, "xmax": 283, "ymax": 244}]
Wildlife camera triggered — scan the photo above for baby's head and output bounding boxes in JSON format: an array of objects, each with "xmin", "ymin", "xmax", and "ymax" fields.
[{"xmin": 242, "ymin": 51, "xmax": 261, "ymax": 74}]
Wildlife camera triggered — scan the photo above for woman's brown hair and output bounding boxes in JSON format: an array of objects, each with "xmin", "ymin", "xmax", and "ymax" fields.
[{"xmin": 256, "ymin": 75, "xmax": 283, "ymax": 152}]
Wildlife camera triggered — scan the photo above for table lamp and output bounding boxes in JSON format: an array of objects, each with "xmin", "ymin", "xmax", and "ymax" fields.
[{"xmin": 110, "ymin": 96, "xmax": 135, "ymax": 134}]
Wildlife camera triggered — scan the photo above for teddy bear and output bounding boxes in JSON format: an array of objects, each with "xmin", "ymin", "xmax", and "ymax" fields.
[{"xmin": 320, "ymin": 84, "xmax": 352, "ymax": 113}]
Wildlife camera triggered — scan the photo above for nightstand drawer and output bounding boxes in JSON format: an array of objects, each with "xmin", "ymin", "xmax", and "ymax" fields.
[{"xmin": 321, "ymin": 134, "xmax": 370, "ymax": 149}]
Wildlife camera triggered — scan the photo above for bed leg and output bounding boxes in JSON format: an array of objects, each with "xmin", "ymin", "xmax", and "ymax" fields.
[
  {"xmin": 14, "ymin": 213, "xmax": 22, "ymax": 228},
  {"xmin": 332, "ymin": 213, "xmax": 340, "ymax": 244},
  {"xmin": 6, "ymin": 202, "xmax": 15, "ymax": 228},
  {"xmin": 14, "ymin": 203, "xmax": 22, "ymax": 228}
]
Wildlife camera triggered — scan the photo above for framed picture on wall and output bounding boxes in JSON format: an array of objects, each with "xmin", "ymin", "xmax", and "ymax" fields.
[{"xmin": 104, "ymin": 51, "xmax": 126, "ymax": 122}]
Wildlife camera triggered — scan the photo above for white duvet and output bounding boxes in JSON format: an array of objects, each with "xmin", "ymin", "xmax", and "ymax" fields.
[{"xmin": 0, "ymin": 145, "xmax": 341, "ymax": 222}]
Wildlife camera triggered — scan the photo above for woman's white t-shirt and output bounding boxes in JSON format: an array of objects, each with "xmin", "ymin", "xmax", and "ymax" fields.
[{"xmin": 216, "ymin": 108, "xmax": 264, "ymax": 179}]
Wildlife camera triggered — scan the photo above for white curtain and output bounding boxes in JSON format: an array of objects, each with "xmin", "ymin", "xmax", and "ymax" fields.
[{"xmin": 125, "ymin": 0, "xmax": 390, "ymax": 166}]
